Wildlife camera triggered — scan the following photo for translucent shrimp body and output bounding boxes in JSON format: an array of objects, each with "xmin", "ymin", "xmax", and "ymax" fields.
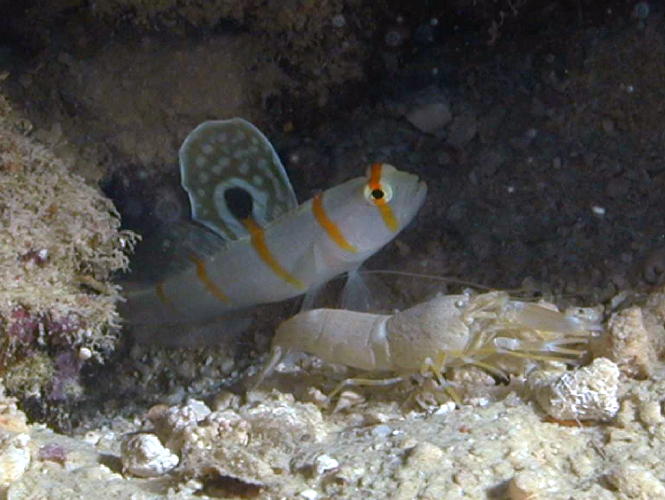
[{"xmin": 258, "ymin": 291, "xmax": 602, "ymax": 388}]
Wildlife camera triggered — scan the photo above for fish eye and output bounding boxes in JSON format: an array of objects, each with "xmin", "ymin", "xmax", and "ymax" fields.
[{"xmin": 364, "ymin": 182, "xmax": 393, "ymax": 205}]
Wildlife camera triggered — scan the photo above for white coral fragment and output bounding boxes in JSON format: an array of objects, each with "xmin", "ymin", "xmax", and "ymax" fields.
[
  {"xmin": 528, "ymin": 357, "xmax": 620, "ymax": 421},
  {"xmin": 0, "ymin": 432, "xmax": 31, "ymax": 489},
  {"xmin": 314, "ymin": 454, "xmax": 339, "ymax": 475},
  {"xmin": 120, "ymin": 433, "xmax": 179, "ymax": 478}
]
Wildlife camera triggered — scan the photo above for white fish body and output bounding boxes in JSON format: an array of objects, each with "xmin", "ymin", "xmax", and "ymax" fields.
[{"xmin": 122, "ymin": 118, "xmax": 427, "ymax": 325}]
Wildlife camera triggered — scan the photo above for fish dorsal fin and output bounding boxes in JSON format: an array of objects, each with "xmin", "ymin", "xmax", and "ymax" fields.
[{"xmin": 179, "ymin": 118, "xmax": 298, "ymax": 240}]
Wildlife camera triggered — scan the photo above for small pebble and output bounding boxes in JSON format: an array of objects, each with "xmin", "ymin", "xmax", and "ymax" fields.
[
  {"xmin": 508, "ymin": 470, "xmax": 560, "ymax": 500},
  {"xmin": 406, "ymin": 442, "xmax": 444, "ymax": 473},
  {"xmin": 78, "ymin": 347, "xmax": 93, "ymax": 361},
  {"xmin": 315, "ymin": 454, "xmax": 339, "ymax": 475},
  {"xmin": 333, "ymin": 390, "xmax": 365, "ymax": 413},
  {"xmin": 405, "ymin": 101, "xmax": 452, "ymax": 134},
  {"xmin": 38, "ymin": 443, "xmax": 67, "ymax": 465},
  {"xmin": 433, "ymin": 401, "xmax": 456, "ymax": 416},
  {"xmin": 0, "ymin": 433, "xmax": 31, "ymax": 488},
  {"xmin": 639, "ymin": 400, "xmax": 664, "ymax": 427},
  {"xmin": 300, "ymin": 488, "xmax": 319, "ymax": 500},
  {"xmin": 371, "ymin": 424, "xmax": 393, "ymax": 438},
  {"xmin": 121, "ymin": 433, "xmax": 179, "ymax": 478}
]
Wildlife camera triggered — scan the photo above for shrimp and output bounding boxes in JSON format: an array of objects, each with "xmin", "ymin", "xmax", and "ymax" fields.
[{"xmin": 253, "ymin": 290, "xmax": 603, "ymax": 400}]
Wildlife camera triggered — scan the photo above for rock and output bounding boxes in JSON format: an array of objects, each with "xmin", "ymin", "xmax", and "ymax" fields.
[
  {"xmin": 528, "ymin": 357, "xmax": 620, "ymax": 421},
  {"xmin": 0, "ymin": 432, "xmax": 31, "ymax": 490},
  {"xmin": 393, "ymin": 442, "xmax": 446, "ymax": 499},
  {"xmin": 403, "ymin": 87, "xmax": 452, "ymax": 135},
  {"xmin": 149, "ymin": 398, "xmax": 211, "ymax": 452},
  {"xmin": 314, "ymin": 454, "xmax": 339, "ymax": 476},
  {"xmin": 299, "ymin": 488, "xmax": 320, "ymax": 499},
  {"xmin": 405, "ymin": 442, "xmax": 444, "ymax": 471},
  {"xmin": 607, "ymin": 463, "xmax": 665, "ymax": 498},
  {"xmin": 405, "ymin": 101, "xmax": 452, "ymax": 134},
  {"xmin": 591, "ymin": 306, "xmax": 657, "ymax": 378},
  {"xmin": 120, "ymin": 433, "xmax": 179, "ymax": 478},
  {"xmin": 508, "ymin": 470, "xmax": 563, "ymax": 500},
  {"xmin": 446, "ymin": 108, "xmax": 477, "ymax": 148}
]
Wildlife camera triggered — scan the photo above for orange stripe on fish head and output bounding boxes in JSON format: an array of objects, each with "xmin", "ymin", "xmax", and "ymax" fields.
[{"xmin": 365, "ymin": 163, "xmax": 398, "ymax": 232}]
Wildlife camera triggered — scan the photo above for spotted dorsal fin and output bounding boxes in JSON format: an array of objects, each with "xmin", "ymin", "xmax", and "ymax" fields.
[{"xmin": 179, "ymin": 118, "xmax": 298, "ymax": 240}]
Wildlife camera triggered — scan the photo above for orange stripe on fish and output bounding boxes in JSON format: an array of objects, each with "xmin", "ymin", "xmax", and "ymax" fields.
[
  {"xmin": 368, "ymin": 163, "xmax": 398, "ymax": 232},
  {"xmin": 312, "ymin": 193, "xmax": 358, "ymax": 253},
  {"xmin": 187, "ymin": 254, "xmax": 231, "ymax": 303},
  {"xmin": 242, "ymin": 217, "xmax": 305, "ymax": 290},
  {"xmin": 155, "ymin": 281, "xmax": 174, "ymax": 308}
]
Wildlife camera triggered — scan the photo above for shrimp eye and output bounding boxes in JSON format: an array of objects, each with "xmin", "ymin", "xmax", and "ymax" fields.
[{"xmin": 364, "ymin": 182, "xmax": 393, "ymax": 205}]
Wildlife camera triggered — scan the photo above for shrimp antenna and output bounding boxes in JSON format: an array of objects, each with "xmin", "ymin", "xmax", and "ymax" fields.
[
  {"xmin": 354, "ymin": 269, "xmax": 601, "ymax": 303},
  {"xmin": 355, "ymin": 269, "xmax": 495, "ymax": 291}
]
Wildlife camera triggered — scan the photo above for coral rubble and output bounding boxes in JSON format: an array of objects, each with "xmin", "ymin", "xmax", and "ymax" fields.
[{"xmin": 0, "ymin": 102, "xmax": 137, "ymax": 400}]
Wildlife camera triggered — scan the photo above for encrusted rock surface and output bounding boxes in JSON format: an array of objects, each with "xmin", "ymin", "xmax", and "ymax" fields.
[
  {"xmin": 592, "ymin": 306, "xmax": 659, "ymax": 378},
  {"xmin": 0, "ymin": 350, "xmax": 664, "ymax": 499},
  {"xmin": 528, "ymin": 357, "xmax": 620, "ymax": 422},
  {"xmin": 121, "ymin": 433, "xmax": 179, "ymax": 478}
]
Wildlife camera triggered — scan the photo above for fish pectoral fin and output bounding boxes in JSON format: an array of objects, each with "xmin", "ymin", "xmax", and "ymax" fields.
[
  {"xmin": 300, "ymin": 269, "xmax": 374, "ymax": 312},
  {"xmin": 295, "ymin": 245, "xmax": 373, "ymax": 311},
  {"xmin": 293, "ymin": 239, "xmax": 335, "ymax": 281},
  {"xmin": 179, "ymin": 118, "xmax": 298, "ymax": 241},
  {"xmin": 340, "ymin": 268, "xmax": 374, "ymax": 312},
  {"xmin": 300, "ymin": 281, "xmax": 325, "ymax": 312}
]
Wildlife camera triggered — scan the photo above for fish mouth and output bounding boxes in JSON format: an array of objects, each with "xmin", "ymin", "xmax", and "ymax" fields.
[
  {"xmin": 397, "ymin": 175, "xmax": 427, "ymax": 226},
  {"xmin": 416, "ymin": 179, "xmax": 427, "ymax": 200},
  {"xmin": 412, "ymin": 177, "xmax": 428, "ymax": 208}
]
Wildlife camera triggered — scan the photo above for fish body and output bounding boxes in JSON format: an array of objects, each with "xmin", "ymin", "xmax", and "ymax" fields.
[{"xmin": 122, "ymin": 118, "xmax": 426, "ymax": 325}]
